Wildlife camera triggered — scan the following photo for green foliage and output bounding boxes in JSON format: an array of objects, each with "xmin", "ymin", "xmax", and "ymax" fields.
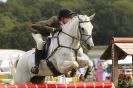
[
  {"xmin": 113, "ymin": 0, "xmax": 133, "ymax": 14},
  {"xmin": 0, "ymin": 14, "xmax": 16, "ymax": 31},
  {"xmin": 118, "ymin": 74, "xmax": 133, "ymax": 88},
  {"xmin": 86, "ymin": 0, "xmax": 133, "ymax": 44},
  {"xmin": 0, "ymin": 0, "xmax": 133, "ymax": 50},
  {"xmin": 0, "ymin": 22, "xmax": 34, "ymax": 50}
]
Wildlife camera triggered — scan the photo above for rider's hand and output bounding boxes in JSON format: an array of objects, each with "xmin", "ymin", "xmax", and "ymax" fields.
[{"xmin": 53, "ymin": 27, "xmax": 62, "ymax": 33}]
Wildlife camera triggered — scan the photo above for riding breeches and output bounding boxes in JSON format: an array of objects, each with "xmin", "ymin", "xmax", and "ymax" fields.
[{"xmin": 32, "ymin": 33, "xmax": 45, "ymax": 50}]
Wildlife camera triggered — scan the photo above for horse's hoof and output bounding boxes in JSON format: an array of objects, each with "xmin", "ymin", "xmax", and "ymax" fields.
[
  {"xmin": 31, "ymin": 66, "xmax": 39, "ymax": 74},
  {"xmin": 79, "ymin": 74, "xmax": 85, "ymax": 81}
]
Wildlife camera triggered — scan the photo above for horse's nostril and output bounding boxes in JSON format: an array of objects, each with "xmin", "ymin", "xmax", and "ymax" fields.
[
  {"xmin": 87, "ymin": 44, "xmax": 94, "ymax": 50},
  {"xmin": 87, "ymin": 44, "xmax": 90, "ymax": 48}
]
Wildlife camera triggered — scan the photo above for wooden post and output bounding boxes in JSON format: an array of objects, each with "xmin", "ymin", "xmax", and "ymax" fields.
[
  {"xmin": 112, "ymin": 43, "xmax": 118, "ymax": 87},
  {"xmin": 132, "ymin": 55, "xmax": 133, "ymax": 78}
]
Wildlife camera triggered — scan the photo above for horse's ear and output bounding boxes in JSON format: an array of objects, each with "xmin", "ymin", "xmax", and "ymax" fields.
[{"xmin": 89, "ymin": 13, "xmax": 95, "ymax": 21}]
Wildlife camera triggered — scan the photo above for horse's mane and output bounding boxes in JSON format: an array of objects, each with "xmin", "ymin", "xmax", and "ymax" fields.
[{"xmin": 72, "ymin": 15, "xmax": 89, "ymax": 21}]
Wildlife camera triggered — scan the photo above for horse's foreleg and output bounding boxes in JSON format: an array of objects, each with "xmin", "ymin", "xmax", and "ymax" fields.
[
  {"xmin": 77, "ymin": 54, "xmax": 93, "ymax": 68},
  {"xmin": 59, "ymin": 61, "xmax": 79, "ymax": 73}
]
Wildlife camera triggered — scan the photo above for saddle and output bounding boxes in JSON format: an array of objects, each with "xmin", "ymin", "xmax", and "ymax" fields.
[{"xmin": 42, "ymin": 37, "xmax": 51, "ymax": 59}]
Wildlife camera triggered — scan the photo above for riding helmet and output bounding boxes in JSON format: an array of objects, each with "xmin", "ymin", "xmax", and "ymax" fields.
[{"xmin": 58, "ymin": 8, "xmax": 75, "ymax": 20}]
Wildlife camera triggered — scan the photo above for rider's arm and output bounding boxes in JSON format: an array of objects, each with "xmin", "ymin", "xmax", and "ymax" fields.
[{"xmin": 30, "ymin": 16, "xmax": 59, "ymax": 34}]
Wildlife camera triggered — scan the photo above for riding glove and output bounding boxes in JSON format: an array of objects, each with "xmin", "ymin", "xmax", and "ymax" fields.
[{"xmin": 53, "ymin": 27, "xmax": 62, "ymax": 33}]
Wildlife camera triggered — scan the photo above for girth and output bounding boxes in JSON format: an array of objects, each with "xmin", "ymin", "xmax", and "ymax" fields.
[{"xmin": 46, "ymin": 60, "xmax": 62, "ymax": 76}]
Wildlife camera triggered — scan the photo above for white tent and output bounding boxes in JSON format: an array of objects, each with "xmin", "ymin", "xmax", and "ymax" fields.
[
  {"xmin": 0, "ymin": 49, "xmax": 25, "ymax": 61},
  {"xmin": 0, "ymin": 49, "xmax": 26, "ymax": 72},
  {"xmin": 105, "ymin": 55, "xmax": 132, "ymax": 65}
]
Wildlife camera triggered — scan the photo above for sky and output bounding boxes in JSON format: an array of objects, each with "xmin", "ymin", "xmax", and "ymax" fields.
[{"xmin": 0, "ymin": 0, "xmax": 7, "ymax": 3}]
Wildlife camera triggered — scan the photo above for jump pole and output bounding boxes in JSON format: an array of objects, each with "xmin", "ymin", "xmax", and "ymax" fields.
[{"xmin": 0, "ymin": 82, "xmax": 114, "ymax": 88}]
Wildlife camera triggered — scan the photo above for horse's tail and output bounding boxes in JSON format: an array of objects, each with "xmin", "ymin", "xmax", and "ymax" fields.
[{"xmin": 10, "ymin": 56, "xmax": 19, "ymax": 83}]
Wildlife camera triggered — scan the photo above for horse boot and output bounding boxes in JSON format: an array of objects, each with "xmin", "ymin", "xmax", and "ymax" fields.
[{"xmin": 31, "ymin": 49, "xmax": 43, "ymax": 74}]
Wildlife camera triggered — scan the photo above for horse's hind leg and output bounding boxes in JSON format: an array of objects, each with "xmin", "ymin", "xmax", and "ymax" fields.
[{"xmin": 30, "ymin": 76, "xmax": 45, "ymax": 84}]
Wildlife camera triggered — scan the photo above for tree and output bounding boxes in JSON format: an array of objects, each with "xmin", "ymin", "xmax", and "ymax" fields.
[{"xmin": 0, "ymin": 0, "xmax": 133, "ymax": 50}]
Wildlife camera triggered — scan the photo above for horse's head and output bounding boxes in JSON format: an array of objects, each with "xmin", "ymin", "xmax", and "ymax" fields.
[
  {"xmin": 61, "ymin": 14, "xmax": 95, "ymax": 49},
  {"xmin": 77, "ymin": 14, "xmax": 95, "ymax": 49}
]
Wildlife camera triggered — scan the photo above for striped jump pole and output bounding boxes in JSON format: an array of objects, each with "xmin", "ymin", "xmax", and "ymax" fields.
[{"xmin": 0, "ymin": 82, "xmax": 114, "ymax": 88}]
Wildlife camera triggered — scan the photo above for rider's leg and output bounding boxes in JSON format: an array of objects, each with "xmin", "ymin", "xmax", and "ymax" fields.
[{"xmin": 31, "ymin": 33, "xmax": 45, "ymax": 74}]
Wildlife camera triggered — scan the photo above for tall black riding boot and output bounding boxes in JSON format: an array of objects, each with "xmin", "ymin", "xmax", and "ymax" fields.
[{"xmin": 31, "ymin": 49, "xmax": 43, "ymax": 74}]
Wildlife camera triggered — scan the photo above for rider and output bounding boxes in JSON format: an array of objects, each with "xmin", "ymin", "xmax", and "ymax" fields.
[{"xmin": 29, "ymin": 8, "xmax": 75, "ymax": 74}]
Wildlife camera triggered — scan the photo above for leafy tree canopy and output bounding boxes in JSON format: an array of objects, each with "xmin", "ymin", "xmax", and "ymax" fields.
[{"xmin": 0, "ymin": 0, "xmax": 133, "ymax": 50}]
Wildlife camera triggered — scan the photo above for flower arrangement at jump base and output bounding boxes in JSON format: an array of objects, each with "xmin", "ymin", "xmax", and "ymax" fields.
[
  {"xmin": 118, "ymin": 74, "xmax": 133, "ymax": 88},
  {"xmin": 45, "ymin": 75, "xmax": 80, "ymax": 84}
]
